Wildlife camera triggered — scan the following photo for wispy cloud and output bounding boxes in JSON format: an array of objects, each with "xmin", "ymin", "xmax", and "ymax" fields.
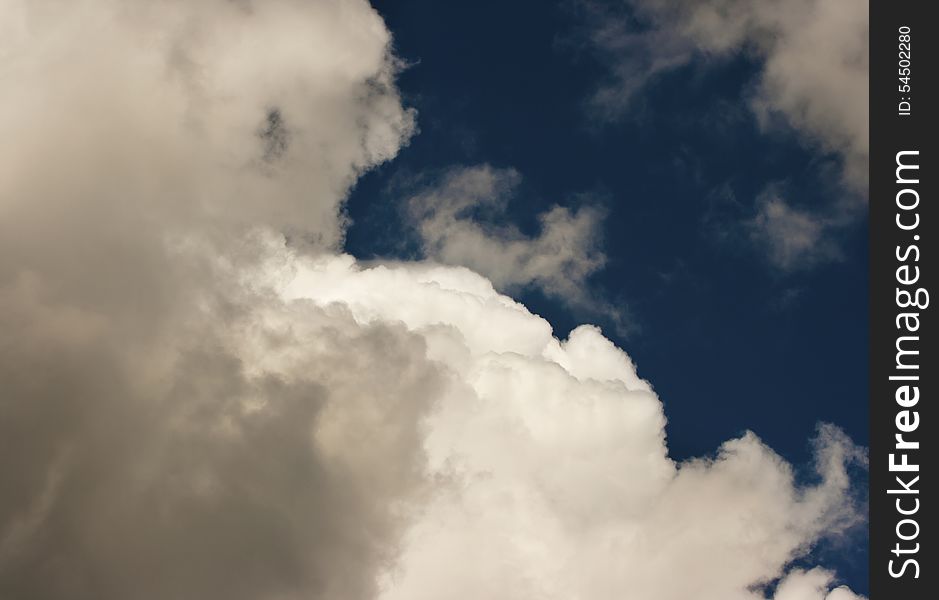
[
  {"xmin": 748, "ymin": 192, "xmax": 842, "ymax": 270},
  {"xmin": 579, "ymin": 0, "xmax": 868, "ymax": 269},
  {"xmin": 403, "ymin": 164, "xmax": 631, "ymax": 332},
  {"xmin": 584, "ymin": 0, "xmax": 867, "ymax": 190}
]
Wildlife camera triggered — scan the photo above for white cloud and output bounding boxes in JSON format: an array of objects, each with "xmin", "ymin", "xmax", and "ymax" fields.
[
  {"xmin": 772, "ymin": 568, "xmax": 865, "ymax": 600},
  {"xmin": 281, "ymin": 251, "xmax": 866, "ymax": 600},
  {"xmin": 0, "ymin": 0, "xmax": 415, "ymax": 251},
  {"xmin": 584, "ymin": 0, "xmax": 868, "ymax": 271},
  {"xmin": 588, "ymin": 0, "xmax": 868, "ymax": 193},
  {"xmin": 0, "ymin": 2, "xmax": 865, "ymax": 600},
  {"xmin": 408, "ymin": 166, "xmax": 605, "ymax": 294},
  {"xmin": 406, "ymin": 165, "xmax": 627, "ymax": 329}
]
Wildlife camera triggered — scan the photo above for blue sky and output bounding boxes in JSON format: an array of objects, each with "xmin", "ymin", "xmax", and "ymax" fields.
[{"xmin": 349, "ymin": 0, "xmax": 869, "ymax": 591}]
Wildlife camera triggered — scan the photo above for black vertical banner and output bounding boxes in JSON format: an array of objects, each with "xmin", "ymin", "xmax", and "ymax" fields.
[{"xmin": 870, "ymin": 1, "xmax": 935, "ymax": 597}]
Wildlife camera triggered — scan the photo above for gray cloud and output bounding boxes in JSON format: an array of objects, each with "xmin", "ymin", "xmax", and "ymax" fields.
[
  {"xmin": 0, "ymin": 297, "xmax": 439, "ymax": 600},
  {"xmin": 1, "ymin": 1, "xmax": 425, "ymax": 598}
]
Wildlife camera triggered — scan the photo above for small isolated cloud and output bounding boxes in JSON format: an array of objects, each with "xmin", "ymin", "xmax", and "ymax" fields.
[
  {"xmin": 705, "ymin": 185, "xmax": 843, "ymax": 271},
  {"xmin": 405, "ymin": 165, "xmax": 625, "ymax": 328},
  {"xmin": 748, "ymin": 192, "xmax": 842, "ymax": 270}
]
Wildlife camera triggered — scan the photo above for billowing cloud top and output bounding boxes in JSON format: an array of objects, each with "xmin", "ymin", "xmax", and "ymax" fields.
[{"xmin": 1, "ymin": 1, "xmax": 864, "ymax": 600}]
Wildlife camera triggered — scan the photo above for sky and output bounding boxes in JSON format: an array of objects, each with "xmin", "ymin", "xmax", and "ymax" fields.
[
  {"xmin": 0, "ymin": 1, "xmax": 868, "ymax": 599},
  {"xmin": 351, "ymin": 0, "xmax": 870, "ymax": 588}
]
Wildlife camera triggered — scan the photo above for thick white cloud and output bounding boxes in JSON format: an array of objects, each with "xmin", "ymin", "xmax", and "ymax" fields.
[
  {"xmin": 278, "ymin": 249, "xmax": 866, "ymax": 600},
  {"xmin": 0, "ymin": 2, "xmax": 864, "ymax": 600},
  {"xmin": 1, "ymin": 0, "xmax": 414, "ymax": 251}
]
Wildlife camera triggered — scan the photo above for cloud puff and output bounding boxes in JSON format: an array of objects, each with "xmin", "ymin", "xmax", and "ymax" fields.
[
  {"xmin": 2, "ymin": 1, "xmax": 421, "ymax": 598},
  {"xmin": 1, "ymin": 0, "xmax": 414, "ymax": 252},
  {"xmin": 1, "ymin": 2, "xmax": 864, "ymax": 600},
  {"xmin": 405, "ymin": 165, "xmax": 625, "ymax": 328},
  {"xmin": 747, "ymin": 192, "xmax": 842, "ymax": 270},
  {"xmin": 772, "ymin": 568, "xmax": 865, "ymax": 600},
  {"xmin": 282, "ymin": 252, "xmax": 866, "ymax": 600}
]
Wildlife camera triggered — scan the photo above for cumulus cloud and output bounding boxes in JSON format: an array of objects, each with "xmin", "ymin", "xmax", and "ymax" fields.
[
  {"xmin": 772, "ymin": 568, "xmax": 865, "ymax": 600},
  {"xmin": 1, "ymin": 1, "xmax": 420, "ymax": 598},
  {"xmin": 1, "ymin": 1, "xmax": 864, "ymax": 600},
  {"xmin": 281, "ymin": 253, "xmax": 866, "ymax": 600}
]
